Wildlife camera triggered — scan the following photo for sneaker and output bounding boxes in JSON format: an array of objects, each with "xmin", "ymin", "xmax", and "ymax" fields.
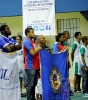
[
  {"xmin": 21, "ymin": 93, "xmax": 24, "ymax": 97},
  {"xmin": 21, "ymin": 92, "xmax": 26, "ymax": 97},
  {"xmin": 77, "ymin": 89, "xmax": 82, "ymax": 94},
  {"xmin": 82, "ymin": 93, "xmax": 88, "ymax": 97},
  {"xmin": 77, "ymin": 90, "xmax": 82, "ymax": 94},
  {"xmin": 23, "ymin": 93, "xmax": 26, "ymax": 97},
  {"xmin": 74, "ymin": 88, "xmax": 77, "ymax": 93},
  {"xmin": 70, "ymin": 90, "xmax": 74, "ymax": 96}
]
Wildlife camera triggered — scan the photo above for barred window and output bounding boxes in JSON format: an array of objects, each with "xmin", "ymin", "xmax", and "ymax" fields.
[{"xmin": 57, "ymin": 18, "xmax": 80, "ymax": 46}]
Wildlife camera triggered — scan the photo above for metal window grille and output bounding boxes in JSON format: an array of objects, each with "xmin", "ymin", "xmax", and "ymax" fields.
[{"xmin": 57, "ymin": 18, "xmax": 80, "ymax": 46}]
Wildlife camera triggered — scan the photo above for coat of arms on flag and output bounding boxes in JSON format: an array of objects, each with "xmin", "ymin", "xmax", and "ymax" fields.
[{"xmin": 50, "ymin": 66, "xmax": 62, "ymax": 94}]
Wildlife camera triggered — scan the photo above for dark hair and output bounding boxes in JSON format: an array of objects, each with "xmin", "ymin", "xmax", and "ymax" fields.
[
  {"xmin": 75, "ymin": 32, "xmax": 81, "ymax": 38},
  {"xmin": 55, "ymin": 33, "xmax": 61, "ymax": 42},
  {"xmin": 25, "ymin": 28, "xmax": 33, "ymax": 36},
  {"xmin": 55, "ymin": 33, "xmax": 64, "ymax": 42},
  {"xmin": 82, "ymin": 36, "xmax": 87, "ymax": 43},
  {"xmin": 12, "ymin": 36, "xmax": 16, "ymax": 40},
  {"xmin": 16, "ymin": 35, "xmax": 22, "ymax": 40},
  {"xmin": 34, "ymin": 35, "xmax": 38, "ymax": 42},
  {"xmin": 62, "ymin": 31, "xmax": 69, "ymax": 34},
  {"xmin": 0, "ymin": 25, "xmax": 8, "ymax": 34}
]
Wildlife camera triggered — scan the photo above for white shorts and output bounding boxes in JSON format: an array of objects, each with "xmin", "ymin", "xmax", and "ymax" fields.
[
  {"xmin": 35, "ymin": 79, "xmax": 42, "ymax": 94},
  {"xmin": 73, "ymin": 61, "xmax": 82, "ymax": 75}
]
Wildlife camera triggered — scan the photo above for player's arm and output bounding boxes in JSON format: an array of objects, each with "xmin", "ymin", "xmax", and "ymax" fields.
[
  {"xmin": 3, "ymin": 38, "xmax": 21, "ymax": 52},
  {"xmin": 71, "ymin": 43, "xmax": 77, "ymax": 63},
  {"xmin": 81, "ymin": 55, "xmax": 87, "ymax": 67},
  {"xmin": 11, "ymin": 38, "xmax": 22, "ymax": 50},
  {"xmin": 4, "ymin": 44, "xmax": 16, "ymax": 52},
  {"xmin": 29, "ymin": 45, "xmax": 41, "ymax": 56},
  {"xmin": 71, "ymin": 50, "xmax": 74, "ymax": 62},
  {"xmin": 14, "ymin": 44, "xmax": 22, "ymax": 50},
  {"xmin": 24, "ymin": 40, "xmax": 41, "ymax": 56},
  {"xmin": 80, "ymin": 47, "xmax": 88, "ymax": 71}
]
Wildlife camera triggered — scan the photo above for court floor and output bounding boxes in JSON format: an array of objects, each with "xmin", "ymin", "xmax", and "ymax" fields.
[{"xmin": 21, "ymin": 94, "xmax": 88, "ymax": 100}]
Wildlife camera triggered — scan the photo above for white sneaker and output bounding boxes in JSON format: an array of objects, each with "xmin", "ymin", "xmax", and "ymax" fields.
[
  {"xmin": 77, "ymin": 90, "xmax": 82, "ymax": 94},
  {"xmin": 82, "ymin": 93, "xmax": 88, "ymax": 97}
]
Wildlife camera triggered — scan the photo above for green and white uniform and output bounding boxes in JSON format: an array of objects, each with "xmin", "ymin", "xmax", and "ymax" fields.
[
  {"xmin": 64, "ymin": 41, "xmax": 69, "ymax": 46},
  {"xmin": 72, "ymin": 41, "xmax": 82, "ymax": 75},
  {"xmin": 80, "ymin": 45, "xmax": 88, "ymax": 67},
  {"xmin": 64, "ymin": 41, "xmax": 69, "ymax": 56}
]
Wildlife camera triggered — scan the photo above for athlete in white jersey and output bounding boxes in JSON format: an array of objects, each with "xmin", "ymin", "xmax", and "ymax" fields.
[
  {"xmin": 80, "ymin": 45, "xmax": 88, "ymax": 67},
  {"xmin": 72, "ymin": 41, "xmax": 82, "ymax": 75},
  {"xmin": 16, "ymin": 35, "xmax": 24, "ymax": 96},
  {"xmin": 80, "ymin": 36, "xmax": 88, "ymax": 97},
  {"xmin": 71, "ymin": 32, "xmax": 82, "ymax": 93}
]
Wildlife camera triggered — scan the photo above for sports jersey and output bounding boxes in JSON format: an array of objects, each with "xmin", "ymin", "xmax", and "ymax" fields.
[
  {"xmin": 72, "ymin": 41, "xmax": 82, "ymax": 75},
  {"xmin": 72, "ymin": 41, "xmax": 82, "ymax": 61},
  {"xmin": 0, "ymin": 35, "xmax": 17, "ymax": 52},
  {"xmin": 80, "ymin": 45, "xmax": 88, "ymax": 66},
  {"xmin": 64, "ymin": 41, "xmax": 69, "ymax": 56},
  {"xmin": 17, "ymin": 49, "xmax": 24, "ymax": 77},
  {"xmin": 53, "ymin": 42, "xmax": 59, "ymax": 54},
  {"xmin": 44, "ymin": 45, "xmax": 51, "ymax": 53},
  {"xmin": 58, "ymin": 44, "xmax": 64, "ymax": 51},
  {"xmin": 53, "ymin": 42, "xmax": 65, "ymax": 53},
  {"xmin": 64, "ymin": 41, "xmax": 69, "ymax": 46},
  {"xmin": 23, "ymin": 38, "xmax": 39, "ymax": 70},
  {"xmin": 17, "ymin": 49, "xmax": 23, "ymax": 66}
]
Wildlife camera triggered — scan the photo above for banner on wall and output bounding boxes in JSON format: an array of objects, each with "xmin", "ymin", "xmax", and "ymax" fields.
[
  {"xmin": 22, "ymin": 0, "xmax": 56, "ymax": 36},
  {"xmin": 0, "ymin": 51, "xmax": 21, "ymax": 100}
]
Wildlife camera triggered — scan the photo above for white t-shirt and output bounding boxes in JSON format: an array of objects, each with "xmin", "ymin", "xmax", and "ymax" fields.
[
  {"xmin": 72, "ymin": 41, "xmax": 82, "ymax": 61},
  {"xmin": 17, "ymin": 49, "xmax": 24, "ymax": 69},
  {"xmin": 80, "ymin": 45, "xmax": 88, "ymax": 66}
]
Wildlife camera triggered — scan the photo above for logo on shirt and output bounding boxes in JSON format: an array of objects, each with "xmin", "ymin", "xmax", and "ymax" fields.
[{"xmin": 50, "ymin": 66, "xmax": 62, "ymax": 94}]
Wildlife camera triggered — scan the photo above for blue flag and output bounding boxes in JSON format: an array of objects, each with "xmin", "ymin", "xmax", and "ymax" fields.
[{"xmin": 40, "ymin": 50, "xmax": 69, "ymax": 100}]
